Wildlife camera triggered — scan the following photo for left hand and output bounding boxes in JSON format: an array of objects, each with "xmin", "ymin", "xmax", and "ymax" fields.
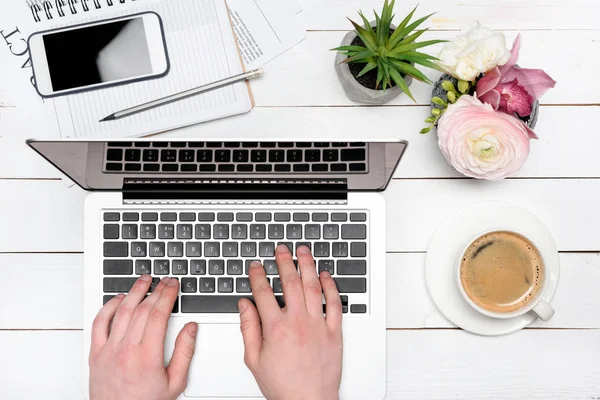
[{"xmin": 89, "ymin": 276, "xmax": 198, "ymax": 400}]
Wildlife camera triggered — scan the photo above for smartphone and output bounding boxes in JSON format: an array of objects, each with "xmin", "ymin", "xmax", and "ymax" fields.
[{"xmin": 28, "ymin": 12, "xmax": 169, "ymax": 98}]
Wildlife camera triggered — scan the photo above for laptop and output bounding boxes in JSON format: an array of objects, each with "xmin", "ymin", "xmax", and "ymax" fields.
[{"xmin": 27, "ymin": 139, "xmax": 407, "ymax": 399}]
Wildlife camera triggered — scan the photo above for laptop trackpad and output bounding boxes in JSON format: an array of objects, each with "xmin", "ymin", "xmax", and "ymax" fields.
[{"xmin": 184, "ymin": 324, "xmax": 263, "ymax": 398}]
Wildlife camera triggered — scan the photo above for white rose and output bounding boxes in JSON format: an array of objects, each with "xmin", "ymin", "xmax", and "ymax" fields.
[{"xmin": 436, "ymin": 22, "xmax": 511, "ymax": 81}]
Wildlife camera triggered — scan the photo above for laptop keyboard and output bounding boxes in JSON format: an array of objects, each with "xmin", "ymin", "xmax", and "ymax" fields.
[
  {"xmin": 103, "ymin": 142, "xmax": 369, "ymax": 174},
  {"xmin": 102, "ymin": 210, "xmax": 369, "ymax": 314}
]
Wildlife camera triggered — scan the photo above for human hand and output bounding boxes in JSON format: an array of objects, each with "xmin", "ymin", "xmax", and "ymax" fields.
[
  {"xmin": 238, "ymin": 245, "xmax": 343, "ymax": 400},
  {"xmin": 89, "ymin": 276, "xmax": 198, "ymax": 400}
]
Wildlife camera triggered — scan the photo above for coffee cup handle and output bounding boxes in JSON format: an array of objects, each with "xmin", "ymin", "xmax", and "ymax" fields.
[{"xmin": 532, "ymin": 299, "xmax": 555, "ymax": 322}]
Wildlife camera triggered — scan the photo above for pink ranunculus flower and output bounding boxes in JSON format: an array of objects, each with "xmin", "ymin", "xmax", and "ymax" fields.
[{"xmin": 437, "ymin": 95, "xmax": 531, "ymax": 180}]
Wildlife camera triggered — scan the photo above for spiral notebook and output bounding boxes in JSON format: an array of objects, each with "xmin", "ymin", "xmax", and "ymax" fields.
[{"xmin": 0, "ymin": 0, "xmax": 255, "ymax": 138}]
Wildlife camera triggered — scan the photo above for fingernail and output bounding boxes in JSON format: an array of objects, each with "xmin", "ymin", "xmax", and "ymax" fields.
[
  {"xmin": 276, "ymin": 244, "xmax": 290, "ymax": 253},
  {"xmin": 321, "ymin": 271, "xmax": 331, "ymax": 278},
  {"xmin": 189, "ymin": 323, "xmax": 198, "ymax": 337},
  {"xmin": 297, "ymin": 245, "xmax": 310, "ymax": 255},
  {"xmin": 238, "ymin": 300, "xmax": 247, "ymax": 313},
  {"xmin": 168, "ymin": 278, "xmax": 179, "ymax": 287},
  {"xmin": 250, "ymin": 261, "xmax": 262, "ymax": 268},
  {"xmin": 139, "ymin": 274, "xmax": 151, "ymax": 282},
  {"xmin": 161, "ymin": 277, "xmax": 170, "ymax": 285},
  {"xmin": 116, "ymin": 293, "xmax": 126, "ymax": 299}
]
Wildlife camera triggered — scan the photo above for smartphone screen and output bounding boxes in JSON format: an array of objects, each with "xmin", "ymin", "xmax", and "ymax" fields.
[{"xmin": 43, "ymin": 17, "xmax": 153, "ymax": 92}]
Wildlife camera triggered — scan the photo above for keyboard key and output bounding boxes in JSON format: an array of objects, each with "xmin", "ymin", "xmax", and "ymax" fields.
[
  {"xmin": 232, "ymin": 224, "xmax": 248, "ymax": 239},
  {"xmin": 318, "ymin": 260, "xmax": 334, "ymax": 275},
  {"xmin": 274, "ymin": 164, "xmax": 291, "ymax": 172},
  {"xmin": 135, "ymin": 260, "xmax": 151, "ymax": 275},
  {"xmin": 107, "ymin": 149, "xmax": 123, "ymax": 161},
  {"xmin": 181, "ymin": 295, "xmax": 285, "ymax": 313},
  {"xmin": 287, "ymin": 149, "xmax": 302, "ymax": 162},
  {"xmin": 200, "ymin": 164, "xmax": 216, "ymax": 172},
  {"xmin": 331, "ymin": 213, "xmax": 348, "ymax": 222},
  {"xmin": 337, "ymin": 260, "xmax": 367, "ymax": 275},
  {"xmin": 218, "ymin": 278, "xmax": 234, "ymax": 293},
  {"xmin": 351, "ymin": 242, "xmax": 367, "ymax": 257},
  {"xmin": 268, "ymin": 224, "xmax": 284, "ymax": 239},
  {"xmin": 350, "ymin": 142, "xmax": 366, "ymax": 146},
  {"xmin": 256, "ymin": 165, "xmax": 273, "ymax": 172},
  {"xmin": 168, "ymin": 242, "xmax": 183, "ymax": 257},
  {"xmin": 350, "ymin": 213, "xmax": 367, "ymax": 222},
  {"xmin": 162, "ymin": 164, "xmax": 178, "ymax": 172},
  {"xmin": 149, "ymin": 242, "xmax": 165, "ymax": 257},
  {"xmin": 125, "ymin": 164, "xmax": 142, "ymax": 171},
  {"xmin": 259, "ymin": 242, "xmax": 275, "ymax": 257},
  {"xmin": 351, "ymin": 304, "xmax": 367, "ymax": 313},
  {"xmin": 269, "ymin": 150, "xmax": 285, "ymax": 162},
  {"xmin": 182, "ymin": 278, "xmax": 197, "ymax": 293},
  {"xmin": 333, "ymin": 278, "xmax": 367, "ymax": 293},
  {"xmin": 223, "ymin": 242, "xmax": 238, "ymax": 257},
  {"xmin": 332, "ymin": 142, "xmax": 347, "ymax": 147},
  {"xmin": 343, "ymin": 306, "xmax": 348, "ymax": 313},
  {"xmin": 104, "ymin": 242, "xmax": 128, "ymax": 257},
  {"xmin": 173, "ymin": 260, "xmax": 189, "ymax": 275},
  {"xmin": 200, "ymin": 278, "xmax": 216, "ymax": 293},
  {"xmin": 313, "ymin": 242, "xmax": 330, "ymax": 257},
  {"xmin": 341, "ymin": 224, "xmax": 367, "ymax": 239},
  {"xmin": 278, "ymin": 142, "xmax": 294, "ymax": 148},
  {"xmin": 272, "ymin": 278, "xmax": 282, "ymax": 293},
  {"xmin": 217, "ymin": 212, "xmax": 234, "ymax": 222},
  {"xmin": 204, "ymin": 242, "xmax": 220, "ymax": 257},
  {"xmin": 213, "ymin": 224, "xmax": 229, "ymax": 239},
  {"xmin": 153, "ymin": 142, "xmax": 168, "ymax": 147},
  {"xmin": 341, "ymin": 149, "xmax": 366, "ymax": 162},
  {"xmin": 188, "ymin": 142, "xmax": 205, "ymax": 148},
  {"xmin": 305, "ymin": 150, "xmax": 320, "ymax": 162},
  {"xmin": 131, "ymin": 242, "xmax": 147, "ymax": 257},
  {"xmin": 236, "ymin": 278, "xmax": 252, "ymax": 293},
  {"xmin": 154, "ymin": 260, "xmax": 170, "ymax": 275},
  {"xmin": 197, "ymin": 150, "xmax": 213, "ymax": 162},
  {"xmin": 250, "ymin": 224, "xmax": 266, "ymax": 239},
  {"xmin": 195, "ymin": 224, "xmax": 211, "ymax": 239},
  {"xmin": 170, "ymin": 142, "xmax": 186, "ymax": 148},
  {"xmin": 331, "ymin": 164, "xmax": 347, "ymax": 172},
  {"xmin": 197, "ymin": 212, "xmax": 215, "ymax": 222},
  {"xmin": 296, "ymin": 242, "xmax": 312, "ymax": 252},
  {"xmin": 255, "ymin": 213, "xmax": 272, "ymax": 222},
  {"xmin": 323, "ymin": 225, "xmax": 339, "ymax": 239},
  {"xmin": 158, "ymin": 224, "xmax": 174, "ymax": 239},
  {"xmin": 312, "ymin": 213, "xmax": 328, "ymax": 222},
  {"xmin": 233, "ymin": 150, "xmax": 249, "ymax": 162},
  {"xmin": 122, "ymin": 224, "xmax": 138, "ymax": 239},
  {"xmin": 236, "ymin": 213, "xmax": 253, "ymax": 222},
  {"xmin": 106, "ymin": 163, "xmax": 123, "ymax": 171},
  {"xmin": 332, "ymin": 242, "xmax": 348, "ymax": 257},
  {"xmin": 209, "ymin": 260, "xmax": 225, "ymax": 275},
  {"xmin": 312, "ymin": 164, "xmax": 328, "ymax": 172},
  {"xmin": 293, "ymin": 213, "xmax": 309, "ymax": 222},
  {"xmin": 296, "ymin": 142, "xmax": 312, "ymax": 148},
  {"xmin": 179, "ymin": 150, "xmax": 195, "ymax": 162},
  {"xmin": 186, "ymin": 242, "xmax": 202, "ymax": 257},
  {"xmin": 143, "ymin": 164, "xmax": 160, "ymax": 172},
  {"xmin": 241, "ymin": 242, "xmax": 257, "ymax": 257},
  {"xmin": 103, "ymin": 277, "xmax": 158, "ymax": 293},
  {"xmin": 218, "ymin": 164, "xmax": 235, "ymax": 172},
  {"xmin": 142, "ymin": 212, "xmax": 158, "ymax": 222},
  {"xmin": 125, "ymin": 149, "xmax": 141, "ymax": 162},
  {"xmin": 103, "ymin": 212, "xmax": 120, "ymax": 221},
  {"xmin": 264, "ymin": 259, "xmax": 278, "ymax": 275},
  {"xmin": 349, "ymin": 163, "xmax": 367, "ymax": 172},
  {"xmin": 314, "ymin": 142, "xmax": 330, "ymax": 148},
  {"xmin": 123, "ymin": 212, "xmax": 139, "ymax": 221},
  {"xmin": 274, "ymin": 213, "xmax": 290, "ymax": 222},
  {"xmin": 293, "ymin": 164, "xmax": 310, "ymax": 172},
  {"xmin": 161, "ymin": 150, "xmax": 177, "ymax": 162},
  {"xmin": 259, "ymin": 142, "xmax": 275, "ymax": 148},
  {"xmin": 160, "ymin": 212, "xmax": 177, "ymax": 221},
  {"xmin": 251, "ymin": 150, "xmax": 267, "ymax": 162},
  {"xmin": 227, "ymin": 260, "xmax": 243, "ymax": 275},
  {"xmin": 143, "ymin": 150, "xmax": 159, "ymax": 162},
  {"xmin": 103, "ymin": 260, "xmax": 133, "ymax": 275},
  {"xmin": 286, "ymin": 224, "xmax": 302, "ymax": 239},
  {"xmin": 237, "ymin": 165, "xmax": 253, "ymax": 172},
  {"xmin": 305, "ymin": 224, "xmax": 320, "ymax": 239},
  {"xmin": 103, "ymin": 224, "xmax": 119, "ymax": 239},
  {"xmin": 207, "ymin": 142, "xmax": 222, "ymax": 148},
  {"xmin": 191, "ymin": 260, "xmax": 206, "ymax": 275},
  {"xmin": 323, "ymin": 150, "xmax": 339, "ymax": 162},
  {"xmin": 181, "ymin": 164, "xmax": 198, "ymax": 172},
  {"xmin": 277, "ymin": 242, "xmax": 293, "ymax": 253},
  {"xmin": 177, "ymin": 224, "xmax": 193, "ymax": 239},
  {"xmin": 179, "ymin": 212, "xmax": 196, "ymax": 221}
]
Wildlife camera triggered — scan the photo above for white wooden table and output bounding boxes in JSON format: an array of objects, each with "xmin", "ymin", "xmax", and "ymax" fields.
[{"xmin": 1, "ymin": 1, "xmax": 599, "ymax": 398}]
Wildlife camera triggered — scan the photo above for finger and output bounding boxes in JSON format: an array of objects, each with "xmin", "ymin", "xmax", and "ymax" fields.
[
  {"xmin": 108, "ymin": 274, "xmax": 153, "ymax": 342},
  {"xmin": 142, "ymin": 277, "xmax": 179, "ymax": 354},
  {"xmin": 296, "ymin": 245, "xmax": 322, "ymax": 317},
  {"xmin": 238, "ymin": 298, "xmax": 263, "ymax": 368},
  {"xmin": 123, "ymin": 277, "xmax": 170, "ymax": 344},
  {"xmin": 248, "ymin": 261, "xmax": 281, "ymax": 324},
  {"xmin": 167, "ymin": 322, "xmax": 198, "ymax": 396},
  {"xmin": 320, "ymin": 271, "xmax": 343, "ymax": 331},
  {"xmin": 90, "ymin": 293, "xmax": 125, "ymax": 357},
  {"xmin": 275, "ymin": 244, "xmax": 305, "ymax": 312}
]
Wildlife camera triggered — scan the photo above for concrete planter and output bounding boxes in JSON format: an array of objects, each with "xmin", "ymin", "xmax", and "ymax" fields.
[{"xmin": 334, "ymin": 22, "xmax": 413, "ymax": 105}]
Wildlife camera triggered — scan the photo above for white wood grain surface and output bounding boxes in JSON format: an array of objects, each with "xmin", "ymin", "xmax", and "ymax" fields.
[{"xmin": 1, "ymin": 0, "xmax": 599, "ymax": 398}]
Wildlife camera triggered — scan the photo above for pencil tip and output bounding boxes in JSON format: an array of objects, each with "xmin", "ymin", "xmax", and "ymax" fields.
[{"xmin": 100, "ymin": 114, "xmax": 116, "ymax": 122}]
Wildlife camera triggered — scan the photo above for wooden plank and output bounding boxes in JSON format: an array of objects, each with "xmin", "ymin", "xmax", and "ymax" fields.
[
  {"xmin": 1, "ymin": 330, "xmax": 598, "ymax": 399},
  {"xmin": 2, "ymin": 253, "xmax": 598, "ymax": 330},
  {"xmin": 1, "ymin": 179, "xmax": 599, "ymax": 253},
  {"xmin": 300, "ymin": 0, "xmax": 600, "ymax": 30},
  {"xmin": 2, "ymin": 106, "xmax": 600, "ymax": 179},
  {"xmin": 252, "ymin": 30, "xmax": 600, "ymax": 106}
]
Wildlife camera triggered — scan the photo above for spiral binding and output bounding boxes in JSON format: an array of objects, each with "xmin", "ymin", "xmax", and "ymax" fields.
[{"xmin": 29, "ymin": 0, "xmax": 137, "ymax": 22}]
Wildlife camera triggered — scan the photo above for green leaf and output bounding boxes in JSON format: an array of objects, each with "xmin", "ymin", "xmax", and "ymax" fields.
[
  {"xmin": 331, "ymin": 45, "xmax": 368, "ymax": 53},
  {"xmin": 388, "ymin": 54, "xmax": 443, "ymax": 72},
  {"xmin": 425, "ymin": 116, "xmax": 436, "ymax": 123},
  {"xmin": 349, "ymin": 19, "xmax": 377, "ymax": 51},
  {"xmin": 390, "ymin": 40, "xmax": 447, "ymax": 55},
  {"xmin": 376, "ymin": 61, "xmax": 384, "ymax": 89},
  {"xmin": 396, "ymin": 29, "xmax": 428, "ymax": 46},
  {"xmin": 346, "ymin": 50, "xmax": 377, "ymax": 63},
  {"xmin": 389, "ymin": 13, "xmax": 436, "ymax": 48},
  {"xmin": 458, "ymin": 80, "xmax": 469, "ymax": 93},
  {"xmin": 420, "ymin": 127, "xmax": 432, "ymax": 134},
  {"xmin": 378, "ymin": 0, "xmax": 394, "ymax": 44},
  {"xmin": 358, "ymin": 11, "xmax": 377, "ymax": 42},
  {"xmin": 388, "ymin": 66, "xmax": 416, "ymax": 102},
  {"xmin": 387, "ymin": 59, "xmax": 432, "ymax": 84},
  {"xmin": 387, "ymin": 6, "xmax": 417, "ymax": 50},
  {"xmin": 357, "ymin": 62, "xmax": 378, "ymax": 78},
  {"xmin": 398, "ymin": 51, "xmax": 440, "ymax": 61}
]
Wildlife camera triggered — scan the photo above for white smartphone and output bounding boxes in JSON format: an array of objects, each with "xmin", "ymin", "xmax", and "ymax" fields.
[{"xmin": 28, "ymin": 12, "xmax": 169, "ymax": 98}]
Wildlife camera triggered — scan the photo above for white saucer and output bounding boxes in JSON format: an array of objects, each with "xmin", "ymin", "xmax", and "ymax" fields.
[{"xmin": 425, "ymin": 202, "xmax": 560, "ymax": 336}]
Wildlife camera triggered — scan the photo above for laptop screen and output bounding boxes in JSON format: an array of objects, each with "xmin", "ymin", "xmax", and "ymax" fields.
[{"xmin": 27, "ymin": 140, "xmax": 407, "ymax": 191}]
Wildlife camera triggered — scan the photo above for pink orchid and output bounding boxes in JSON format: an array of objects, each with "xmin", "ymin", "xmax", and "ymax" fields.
[{"xmin": 476, "ymin": 34, "xmax": 556, "ymax": 138}]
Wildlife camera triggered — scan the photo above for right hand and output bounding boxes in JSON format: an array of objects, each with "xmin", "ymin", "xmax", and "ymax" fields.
[{"xmin": 237, "ymin": 244, "xmax": 343, "ymax": 400}]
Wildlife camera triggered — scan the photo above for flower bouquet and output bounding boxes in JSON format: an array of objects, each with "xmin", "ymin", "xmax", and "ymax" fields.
[{"xmin": 423, "ymin": 23, "xmax": 556, "ymax": 180}]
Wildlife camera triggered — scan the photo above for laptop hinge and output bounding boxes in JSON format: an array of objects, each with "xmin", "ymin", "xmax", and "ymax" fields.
[{"xmin": 122, "ymin": 178, "xmax": 348, "ymax": 205}]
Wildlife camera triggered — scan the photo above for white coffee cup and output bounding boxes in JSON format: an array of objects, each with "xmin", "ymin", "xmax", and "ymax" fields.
[{"xmin": 456, "ymin": 229, "xmax": 555, "ymax": 321}]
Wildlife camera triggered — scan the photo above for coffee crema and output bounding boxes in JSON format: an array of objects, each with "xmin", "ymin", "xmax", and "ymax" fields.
[{"xmin": 460, "ymin": 231, "xmax": 544, "ymax": 314}]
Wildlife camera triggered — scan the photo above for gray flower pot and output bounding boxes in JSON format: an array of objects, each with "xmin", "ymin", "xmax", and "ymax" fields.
[
  {"xmin": 431, "ymin": 73, "xmax": 539, "ymax": 129},
  {"xmin": 334, "ymin": 22, "xmax": 413, "ymax": 105}
]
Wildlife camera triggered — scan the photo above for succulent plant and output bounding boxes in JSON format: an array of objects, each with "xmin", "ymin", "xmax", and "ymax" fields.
[{"xmin": 332, "ymin": 0, "xmax": 446, "ymax": 101}]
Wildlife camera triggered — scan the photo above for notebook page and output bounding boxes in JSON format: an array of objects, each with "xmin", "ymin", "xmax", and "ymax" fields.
[{"xmin": 50, "ymin": 0, "xmax": 252, "ymax": 138}]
